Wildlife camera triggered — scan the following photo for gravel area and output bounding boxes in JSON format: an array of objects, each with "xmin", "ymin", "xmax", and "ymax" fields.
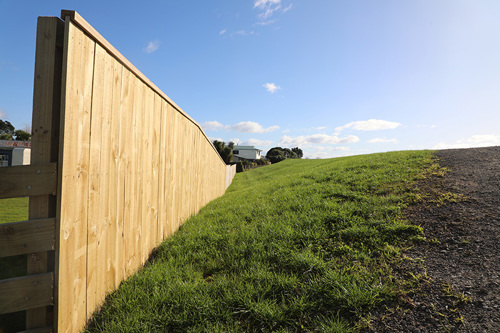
[{"xmin": 366, "ymin": 146, "xmax": 500, "ymax": 332}]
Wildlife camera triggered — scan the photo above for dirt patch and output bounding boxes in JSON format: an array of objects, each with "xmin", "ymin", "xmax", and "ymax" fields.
[{"xmin": 366, "ymin": 146, "xmax": 500, "ymax": 332}]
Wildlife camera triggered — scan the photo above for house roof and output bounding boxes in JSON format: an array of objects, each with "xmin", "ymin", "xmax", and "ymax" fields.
[{"xmin": 234, "ymin": 145, "xmax": 261, "ymax": 151}]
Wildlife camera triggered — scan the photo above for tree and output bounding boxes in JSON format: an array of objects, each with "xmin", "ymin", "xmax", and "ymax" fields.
[
  {"xmin": 291, "ymin": 147, "xmax": 303, "ymax": 158},
  {"xmin": 212, "ymin": 140, "xmax": 233, "ymax": 164},
  {"xmin": 266, "ymin": 146, "xmax": 303, "ymax": 164},
  {"xmin": 0, "ymin": 119, "xmax": 15, "ymax": 140},
  {"xmin": 14, "ymin": 129, "xmax": 31, "ymax": 141},
  {"xmin": 266, "ymin": 147, "xmax": 286, "ymax": 164}
]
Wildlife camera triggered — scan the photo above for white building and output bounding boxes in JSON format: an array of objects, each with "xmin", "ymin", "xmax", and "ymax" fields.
[
  {"xmin": 0, "ymin": 140, "xmax": 31, "ymax": 167},
  {"xmin": 233, "ymin": 145, "xmax": 262, "ymax": 162}
]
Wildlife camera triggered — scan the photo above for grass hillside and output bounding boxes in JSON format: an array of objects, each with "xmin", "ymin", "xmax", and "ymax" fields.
[{"xmin": 85, "ymin": 150, "xmax": 436, "ymax": 332}]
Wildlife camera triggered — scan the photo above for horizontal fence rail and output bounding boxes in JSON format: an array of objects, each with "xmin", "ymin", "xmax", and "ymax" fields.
[
  {"xmin": 0, "ymin": 273, "xmax": 54, "ymax": 314},
  {"xmin": 0, "ymin": 163, "xmax": 57, "ymax": 199},
  {"xmin": 0, "ymin": 218, "xmax": 55, "ymax": 257}
]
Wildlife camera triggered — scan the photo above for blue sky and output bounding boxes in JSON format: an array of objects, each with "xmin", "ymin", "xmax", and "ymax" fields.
[{"xmin": 1, "ymin": 0, "xmax": 499, "ymax": 158}]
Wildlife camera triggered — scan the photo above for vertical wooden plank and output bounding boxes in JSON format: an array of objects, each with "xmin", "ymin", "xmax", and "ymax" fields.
[
  {"xmin": 121, "ymin": 69, "xmax": 135, "ymax": 277},
  {"xmin": 107, "ymin": 58, "xmax": 123, "ymax": 292},
  {"xmin": 152, "ymin": 95, "xmax": 161, "ymax": 246},
  {"xmin": 28, "ymin": 16, "xmax": 63, "ymax": 330},
  {"xmin": 56, "ymin": 19, "xmax": 95, "ymax": 333},
  {"xmin": 157, "ymin": 100, "xmax": 166, "ymax": 242},
  {"xmin": 141, "ymin": 86, "xmax": 153, "ymax": 264},
  {"xmin": 171, "ymin": 110, "xmax": 179, "ymax": 235},
  {"xmin": 132, "ymin": 77, "xmax": 144, "ymax": 271},
  {"xmin": 118, "ymin": 66, "xmax": 132, "ymax": 282},
  {"xmin": 86, "ymin": 42, "xmax": 105, "ymax": 316},
  {"xmin": 95, "ymin": 47, "xmax": 113, "ymax": 305}
]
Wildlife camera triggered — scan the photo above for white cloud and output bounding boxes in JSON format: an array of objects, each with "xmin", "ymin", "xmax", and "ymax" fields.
[
  {"xmin": 263, "ymin": 82, "xmax": 281, "ymax": 94},
  {"xmin": 315, "ymin": 126, "xmax": 327, "ymax": 131},
  {"xmin": 282, "ymin": 4, "xmax": 293, "ymax": 12},
  {"xmin": 219, "ymin": 29, "xmax": 227, "ymax": 35},
  {"xmin": 240, "ymin": 138, "xmax": 273, "ymax": 146},
  {"xmin": 279, "ymin": 134, "xmax": 359, "ymax": 146},
  {"xmin": 202, "ymin": 120, "xmax": 279, "ymax": 133},
  {"xmin": 201, "ymin": 121, "xmax": 226, "ymax": 131},
  {"xmin": 208, "ymin": 137, "xmax": 225, "ymax": 143},
  {"xmin": 254, "ymin": 20, "xmax": 276, "ymax": 26},
  {"xmin": 144, "ymin": 41, "xmax": 160, "ymax": 54},
  {"xmin": 303, "ymin": 146, "xmax": 350, "ymax": 159},
  {"xmin": 335, "ymin": 119, "xmax": 402, "ymax": 132},
  {"xmin": 254, "ymin": 0, "xmax": 291, "ymax": 22},
  {"xmin": 254, "ymin": 0, "xmax": 281, "ymax": 8},
  {"xmin": 232, "ymin": 30, "xmax": 255, "ymax": 37},
  {"xmin": 282, "ymin": 129, "xmax": 290, "ymax": 133},
  {"xmin": 231, "ymin": 121, "xmax": 279, "ymax": 133},
  {"xmin": 0, "ymin": 108, "xmax": 6, "ymax": 119},
  {"xmin": 434, "ymin": 134, "xmax": 500, "ymax": 149},
  {"xmin": 368, "ymin": 137, "xmax": 398, "ymax": 144}
]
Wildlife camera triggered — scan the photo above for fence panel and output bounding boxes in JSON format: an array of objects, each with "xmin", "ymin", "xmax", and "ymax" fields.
[{"xmin": 53, "ymin": 10, "xmax": 235, "ymax": 333}]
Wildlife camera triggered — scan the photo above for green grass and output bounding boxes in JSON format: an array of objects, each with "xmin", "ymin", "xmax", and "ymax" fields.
[
  {"xmin": 85, "ymin": 150, "xmax": 436, "ymax": 332},
  {"xmin": 0, "ymin": 197, "xmax": 29, "ymax": 223},
  {"xmin": 0, "ymin": 198, "xmax": 29, "ymax": 332}
]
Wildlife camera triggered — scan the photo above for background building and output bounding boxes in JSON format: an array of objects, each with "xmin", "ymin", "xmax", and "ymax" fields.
[
  {"xmin": 0, "ymin": 140, "xmax": 31, "ymax": 167},
  {"xmin": 233, "ymin": 145, "xmax": 262, "ymax": 162}
]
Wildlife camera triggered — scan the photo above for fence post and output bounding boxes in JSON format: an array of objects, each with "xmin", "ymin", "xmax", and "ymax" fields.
[{"xmin": 27, "ymin": 16, "xmax": 64, "ymax": 330}]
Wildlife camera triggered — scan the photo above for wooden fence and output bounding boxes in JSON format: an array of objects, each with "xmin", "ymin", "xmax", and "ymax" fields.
[{"xmin": 0, "ymin": 10, "xmax": 236, "ymax": 333}]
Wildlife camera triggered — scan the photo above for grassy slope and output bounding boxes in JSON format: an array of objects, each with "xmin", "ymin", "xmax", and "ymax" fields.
[{"xmin": 85, "ymin": 150, "xmax": 435, "ymax": 332}]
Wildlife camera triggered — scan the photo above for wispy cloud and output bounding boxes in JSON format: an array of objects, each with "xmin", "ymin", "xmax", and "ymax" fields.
[
  {"xmin": 254, "ymin": 0, "xmax": 282, "ymax": 19},
  {"xmin": 335, "ymin": 119, "xmax": 402, "ymax": 132},
  {"xmin": 144, "ymin": 41, "xmax": 160, "ymax": 54},
  {"xmin": 254, "ymin": 19, "xmax": 276, "ymax": 26},
  {"xmin": 0, "ymin": 108, "xmax": 6, "ymax": 119},
  {"xmin": 232, "ymin": 121, "xmax": 279, "ymax": 133},
  {"xmin": 233, "ymin": 30, "xmax": 255, "ymax": 36},
  {"xmin": 434, "ymin": 134, "xmax": 500, "ymax": 149},
  {"xmin": 304, "ymin": 146, "xmax": 350, "ymax": 159},
  {"xmin": 263, "ymin": 82, "xmax": 281, "ymax": 94},
  {"xmin": 201, "ymin": 121, "xmax": 226, "ymax": 131},
  {"xmin": 238, "ymin": 138, "xmax": 274, "ymax": 146},
  {"xmin": 368, "ymin": 137, "xmax": 398, "ymax": 144},
  {"xmin": 254, "ymin": 0, "xmax": 292, "ymax": 24},
  {"xmin": 282, "ymin": 3, "xmax": 293, "ymax": 12},
  {"xmin": 279, "ymin": 134, "xmax": 359, "ymax": 146},
  {"xmin": 201, "ymin": 120, "xmax": 279, "ymax": 133},
  {"xmin": 219, "ymin": 29, "xmax": 227, "ymax": 35}
]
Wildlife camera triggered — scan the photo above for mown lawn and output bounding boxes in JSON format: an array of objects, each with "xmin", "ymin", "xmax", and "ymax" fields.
[
  {"xmin": 85, "ymin": 150, "xmax": 435, "ymax": 332},
  {"xmin": 0, "ymin": 198, "xmax": 29, "ymax": 332},
  {"xmin": 0, "ymin": 197, "xmax": 29, "ymax": 224}
]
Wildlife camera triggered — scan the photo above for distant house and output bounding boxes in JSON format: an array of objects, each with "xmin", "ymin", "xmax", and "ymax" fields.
[
  {"xmin": 233, "ymin": 145, "xmax": 262, "ymax": 162},
  {"xmin": 0, "ymin": 140, "xmax": 31, "ymax": 167}
]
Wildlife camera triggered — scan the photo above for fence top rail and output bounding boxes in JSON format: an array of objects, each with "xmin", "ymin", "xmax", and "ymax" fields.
[{"xmin": 60, "ymin": 9, "xmax": 225, "ymax": 164}]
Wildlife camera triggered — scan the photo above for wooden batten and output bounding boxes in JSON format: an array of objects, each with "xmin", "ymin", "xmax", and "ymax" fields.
[
  {"xmin": 0, "ymin": 164, "xmax": 57, "ymax": 199},
  {"xmin": 0, "ymin": 273, "xmax": 54, "ymax": 314},
  {"xmin": 0, "ymin": 218, "xmax": 55, "ymax": 257}
]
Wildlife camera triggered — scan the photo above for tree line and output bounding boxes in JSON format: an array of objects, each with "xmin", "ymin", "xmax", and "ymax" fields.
[
  {"xmin": 212, "ymin": 140, "xmax": 303, "ymax": 165},
  {"xmin": 0, "ymin": 119, "xmax": 31, "ymax": 141}
]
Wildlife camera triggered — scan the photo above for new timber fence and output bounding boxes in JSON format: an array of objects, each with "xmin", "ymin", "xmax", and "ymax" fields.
[{"xmin": 0, "ymin": 10, "xmax": 236, "ymax": 333}]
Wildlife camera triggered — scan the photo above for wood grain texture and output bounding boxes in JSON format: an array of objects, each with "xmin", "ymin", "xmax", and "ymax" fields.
[
  {"xmin": 0, "ymin": 164, "xmax": 57, "ymax": 199},
  {"xmin": 56, "ymin": 19, "xmax": 95, "ymax": 333},
  {"xmin": 28, "ymin": 16, "xmax": 64, "ymax": 329},
  {"xmin": 0, "ymin": 218, "xmax": 55, "ymax": 257},
  {"xmin": 0, "ymin": 273, "xmax": 53, "ymax": 314},
  {"xmin": 50, "ymin": 11, "xmax": 235, "ymax": 333}
]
